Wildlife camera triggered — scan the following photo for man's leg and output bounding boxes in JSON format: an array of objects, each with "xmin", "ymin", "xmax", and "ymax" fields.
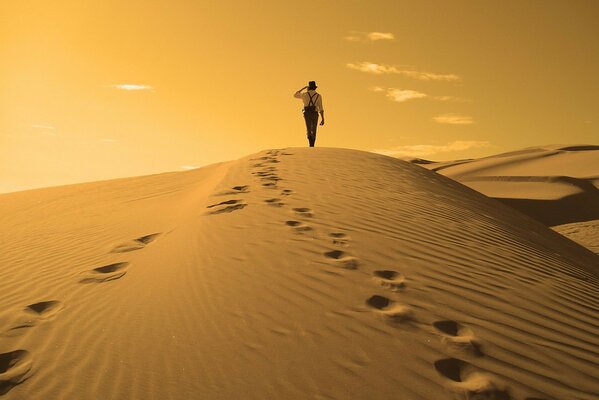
[
  {"xmin": 303, "ymin": 113, "xmax": 312, "ymax": 146},
  {"xmin": 311, "ymin": 114, "xmax": 319, "ymax": 146}
]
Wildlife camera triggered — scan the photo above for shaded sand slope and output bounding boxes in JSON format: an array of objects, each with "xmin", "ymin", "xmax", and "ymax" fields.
[
  {"xmin": 0, "ymin": 148, "xmax": 598, "ymax": 399},
  {"xmin": 422, "ymin": 145, "xmax": 599, "ymax": 227}
]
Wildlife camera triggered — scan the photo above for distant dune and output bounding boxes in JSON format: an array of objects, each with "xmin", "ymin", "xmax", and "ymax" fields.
[
  {"xmin": 0, "ymin": 148, "xmax": 597, "ymax": 399},
  {"xmin": 418, "ymin": 144, "xmax": 599, "ymax": 254}
]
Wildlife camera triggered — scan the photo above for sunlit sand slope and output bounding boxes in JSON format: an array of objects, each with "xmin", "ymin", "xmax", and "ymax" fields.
[{"xmin": 0, "ymin": 148, "xmax": 597, "ymax": 400}]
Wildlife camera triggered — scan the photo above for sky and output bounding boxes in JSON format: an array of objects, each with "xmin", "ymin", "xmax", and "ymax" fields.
[{"xmin": 1, "ymin": 0, "xmax": 598, "ymax": 193}]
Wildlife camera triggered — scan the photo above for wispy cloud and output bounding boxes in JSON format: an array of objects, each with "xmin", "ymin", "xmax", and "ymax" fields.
[
  {"xmin": 347, "ymin": 62, "xmax": 460, "ymax": 82},
  {"xmin": 30, "ymin": 124, "xmax": 56, "ymax": 130},
  {"xmin": 345, "ymin": 32, "xmax": 395, "ymax": 42},
  {"xmin": 433, "ymin": 113, "xmax": 475, "ymax": 124},
  {"xmin": 108, "ymin": 84, "xmax": 154, "ymax": 91},
  {"xmin": 29, "ymin": 124, "xmax": 57, "ymax": 136},
  {"xmin": 371, "ymin": 87, "xmax": 465, "ymax": 103},
  {"xmin": 385, "ymin": 89, "xmax": 428, "ymax": 102},
  {"xmin": 373, "ymin": 140, "xmax": 491, "ymax": 158}
]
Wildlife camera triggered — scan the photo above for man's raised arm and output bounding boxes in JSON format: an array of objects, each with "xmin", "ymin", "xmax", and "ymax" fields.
[{"xmin": 294, "ymin": 86, "xmax": 308, "ymax": 98}]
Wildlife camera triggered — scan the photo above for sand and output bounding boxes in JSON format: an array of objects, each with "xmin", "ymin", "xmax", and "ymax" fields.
[
  {"xmin": 0, "ymin": 148, "xmax": 597, "ymax": 399},
  {"xmin": 419, "ymin": 145, "xmax": 599, "ymax": 254}
]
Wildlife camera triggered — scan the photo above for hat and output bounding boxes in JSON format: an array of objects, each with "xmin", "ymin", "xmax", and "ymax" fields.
[{"xmin": 308, "ymin": 81, "xmax": 317, "ymax": 90}]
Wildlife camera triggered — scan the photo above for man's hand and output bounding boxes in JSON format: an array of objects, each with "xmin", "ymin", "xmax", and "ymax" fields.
[{"xmin": 320, "ymin": 120, "xmax": 325, "ymax": 126}]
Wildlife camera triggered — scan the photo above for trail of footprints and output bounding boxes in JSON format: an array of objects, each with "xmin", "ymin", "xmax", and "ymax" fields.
[
  {"xmin": 0, "ymin": 232, "xmax": 163, "ymax": 395},
  {"xmin": 255, "ymin": 149, "xmax": 537, "ymax": 400}
]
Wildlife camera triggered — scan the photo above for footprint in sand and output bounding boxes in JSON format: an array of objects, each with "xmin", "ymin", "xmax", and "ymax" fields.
[
  {"xmin": 324, "ymin": 250, "xmax": 359, "ymax": 270},
  {"xmin": 206, "ymin": 199, "xmax": 247, "ymax": 214},
  {"xmin": 79, "ymin": 262, "xmax": 129, "ymax": 283},
  {"xmin": 285, "ymin": 220, "xmax": 313, "ymax": 233},
  {"xmin": 433, "ymin": 320, "xmax": 482, "ymax": 356},
  {"xmin": 111, "ymin": 233, "xmax": 161, "ymax": 253},
  {"xmin": 0, "ymin": 350, "xmax": 33, "ymax": 395},
  {"xmin": 2, "ymin": 301, "xmax": 64, "ymax": 336},
  {"xmin": 434, "ymin": 358, "xmax": 511, "ymax": 400},
  {"xmin": 373, "ymin": 270, "xmax": 406, "ymax": 291},
  {"xmin": 365, "ymin": 295, "xmax": 414, "ymax": 323},
  {"xmin": 264, "ymin": 198, "xmax": 285, "ymax": 207},
  {"xmin": 262, "ymin": 182, "xmax": 278, "ymax": 189},
  {"xmin": 293, "ymin": 207, "xmax": 313, "ymax": 218},
  {"xmin": 281, "ymin": 189, "xmax": 293, "ymax": 196},
  {"xmin": 217, "ymin": 185, "xmax": 250, "ymax": 196},
  {"xmin": 329, "ymin": 232, "xmax": 350, "ymax": 247}
]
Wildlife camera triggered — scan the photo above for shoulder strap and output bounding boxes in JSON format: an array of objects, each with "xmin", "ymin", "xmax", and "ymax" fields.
[{"xmin": 308, "ymin": 92, "xmax": 319, "ymax": 107}]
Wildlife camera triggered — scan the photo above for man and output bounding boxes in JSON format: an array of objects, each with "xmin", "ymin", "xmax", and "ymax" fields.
[{"xmin": 294, "ymin": 81, "xmax": 324, "ymax": 147}]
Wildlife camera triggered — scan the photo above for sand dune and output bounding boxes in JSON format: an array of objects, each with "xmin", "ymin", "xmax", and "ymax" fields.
[
  {"xmin": 419, "ymin": 145, "xmax": 599, "ymax": 254},
  {"xmin": 0, "ymin": 148, "xmax": 598, "ymax": 399}
]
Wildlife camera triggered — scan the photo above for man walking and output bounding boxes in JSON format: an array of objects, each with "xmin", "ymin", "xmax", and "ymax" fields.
[{"xmin": 294, "ymin": 81, "xmax": 324, "ymax": 147}]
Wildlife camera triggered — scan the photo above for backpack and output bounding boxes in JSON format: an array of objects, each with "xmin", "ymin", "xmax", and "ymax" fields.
[{"xmin": 304, "ymin": 92, "xmax": 319, "ymax": 113}]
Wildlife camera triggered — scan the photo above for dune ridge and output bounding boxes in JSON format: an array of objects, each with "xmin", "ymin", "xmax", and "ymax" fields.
[
  {"xmin": 419, "ymin": 145, "xmax": 599, "ymax": 253},
  {"xmin": 0, "ymin": 148, "xmax": 597, "ymax": 399}
]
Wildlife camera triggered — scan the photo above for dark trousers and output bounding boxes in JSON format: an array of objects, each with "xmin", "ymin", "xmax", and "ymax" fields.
[{"xmin": 303, "ymin": 111, "xmax": 319, "ymax": 147}]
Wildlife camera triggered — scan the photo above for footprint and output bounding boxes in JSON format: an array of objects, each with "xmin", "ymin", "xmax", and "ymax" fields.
[
  {"xmin": 365, "ymin": 295, "xmax": 414, "ymax": 323},
  {"xmin": 433, "ymin": 320, "xmax": 482, "ymax": 356},
  {"xmin": 434, "ymin": 358, "xmax": 511, "ymax": 399},
  {"xmin": 206, "ymin": 199, "xmax": 247, "ymax": 214},
  {"xmin": 324, "ymin": 250, "xmax": 359, "ymax": 270},
  {"xmin": 329, "ymin": 232, "xmax": 350, "ymax": 246},
  {"xmin": 281, "ymin": 189, "xmax": 293, "ymax": 196},
  {"xmin": 264, "ymin": 198, "xmax": 285, "ymax": 207},
  {"xmin": 373, "ymin": 270, "xmax": 406, "ymax": 291},
  {"xmin": 0, "ymin": 350, "xmax": 33, "ymax": 395},
  {"xmin": 293, "ymin": 207, "xmax": 313, "ymax": 218},
  {"xmin": 111, "ymin": 233, "xmax": 161, "ymax": 253},
  {"xmin": 285, "ymin": 220, "xmax": 313, "ymax": 233},
  {"xmin": 262, "ymin": 182, "xmax": 277, "ymax": 189},
  {"xmin": 1, "ymin": 301, "xmax": 64, "ymax": 336},
  {"xmin": 79, "ymin": 262, "xmax": 129, "ymax": 283}
]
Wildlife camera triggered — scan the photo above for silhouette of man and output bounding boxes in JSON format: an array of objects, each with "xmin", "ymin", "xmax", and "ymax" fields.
[{"xmin": 294, "ymin": 81, "xmax": 324, "ymax": 147}]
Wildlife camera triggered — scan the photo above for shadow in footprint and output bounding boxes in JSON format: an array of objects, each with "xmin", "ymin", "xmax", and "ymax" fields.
[
  {"xmin": 111, "ymin": 233, "xmax": 161, "ymax": 253},
  {"xmin": 324, "ymin": 250, "xmax": 359, "ymax": 269},
  {"xmin": 329, "ymin": 232, "xmax": 349, "ymax": 246},
  {"xmin": 433, "ymin": 320, "xmax": 482, "ymax": 356},
  {"xmin": 285, "ymin": 220, "xmax": 313, "ymax": 233},
  {"xmin": 0, "ymin": 350, "xmax": 33, "ymax": 395},
  {"xmin": 365, "ymin": 295, "xmax": 414, "ymax": 323},
  {"xmin": 374, "ymin": 270, "xmax": 406, "ymax": 291},
  {"xmin": 281, "ymin": 189, "xmax": 293, "ymax": 196},
  {"xmin": 26, "ymin": 301, "xmax": 63, "ymax": 317},
  {"xmin": 264, "ymin": 198, "xmax": 285, "ymax": 207},
  {"xmin": 434, "ymin": 358, "xmax": 511, "ymax": 400},
  {"xmin": 206, "ymin": 200, "xmax": 247, "ymax": 214},
  {"xmin": 80, "ymin": 262, "xmax": 129, "ymax": 283},
  {"xmin": 3, "ymin": 301, "xmax": 64, "ymax": 336}
]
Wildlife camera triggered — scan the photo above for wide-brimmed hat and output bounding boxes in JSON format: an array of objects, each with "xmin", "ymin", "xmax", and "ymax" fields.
[{"xmin": 308, "ymin": 81, "xmax": 317, "ymax": 90}]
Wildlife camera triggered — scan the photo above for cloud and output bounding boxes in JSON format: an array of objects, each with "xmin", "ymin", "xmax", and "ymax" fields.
[
  {"xmin": 433, "ymin": 113, "xmax": 475, "ymax": 124},
  {"xmin": 386, "ymin": 89, "xmax": 428, "ymax": 102},
  {"xmin": 371, "ymin": 87, "xmax": 464, "ymax": 103},
  {"xmin": 345, "ymin": 32, "xmax": 395, "ymax": 42},
  {"xmin": 347, "ymin": 62, "xmax": 461, "ymax": 81},
  {"xmin": 373, "ymin": 140, "xmax": 491, "ymax": 158},
  {"xmin": 30, "ymin": 124, "xmax": 55, "ymax": 130},
  {"xmin": 108, "ymin": 84, "xmax": 154, "ymax": 91}
]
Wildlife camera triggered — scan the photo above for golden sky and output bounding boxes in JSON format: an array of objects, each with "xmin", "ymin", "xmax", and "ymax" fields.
[{"xmin": 1, "ymin": 0, "xmax": 598, "ymax": 193}]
